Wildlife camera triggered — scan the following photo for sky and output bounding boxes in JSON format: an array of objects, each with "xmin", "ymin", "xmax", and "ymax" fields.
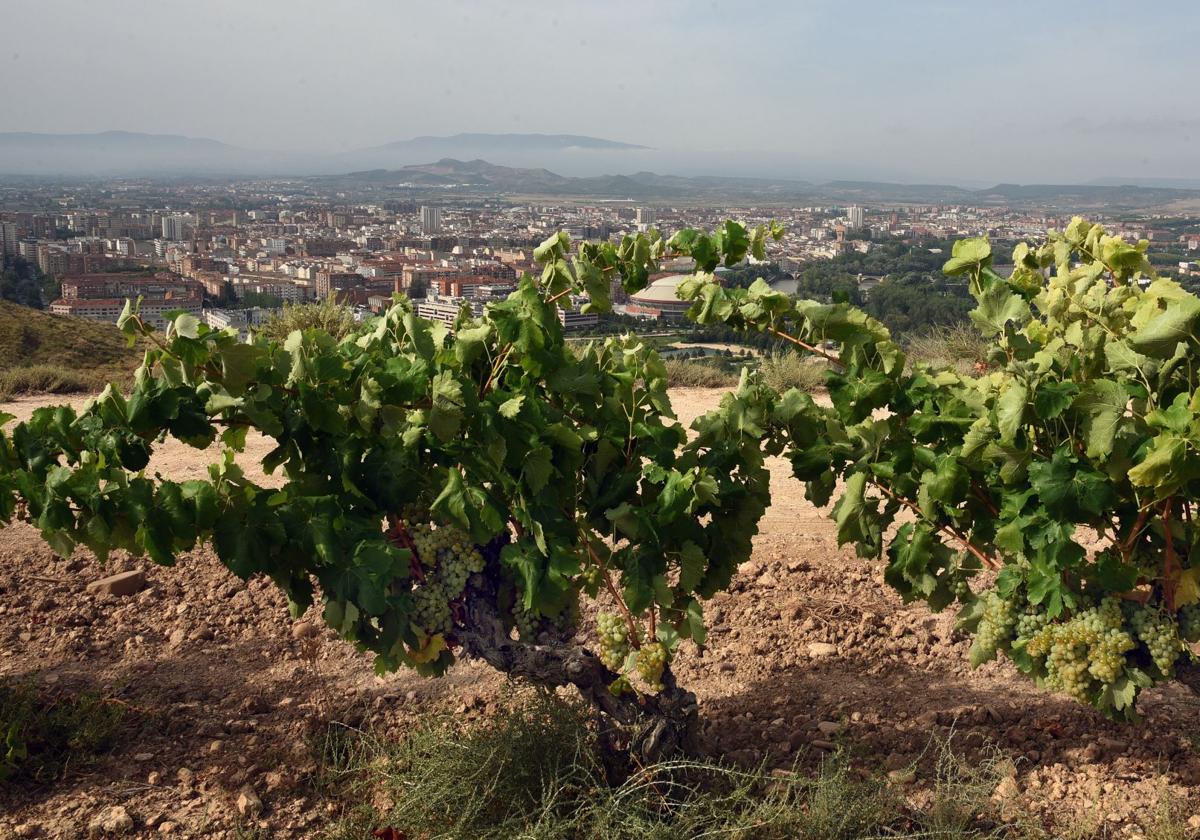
[{"xmin": 4, "ymin": 0, "xmax": 1199, "ymax": 184}]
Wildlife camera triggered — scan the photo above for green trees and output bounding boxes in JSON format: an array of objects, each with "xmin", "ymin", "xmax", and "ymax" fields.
[{"xmin": 0, "ymin": 257, "xmax": 46, "ymax": 310}]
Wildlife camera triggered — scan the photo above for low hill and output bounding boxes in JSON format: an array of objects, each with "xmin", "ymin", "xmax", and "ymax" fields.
[{"xmin": 0, "ymin": 301, "xmax": 141, "ymax": 399}]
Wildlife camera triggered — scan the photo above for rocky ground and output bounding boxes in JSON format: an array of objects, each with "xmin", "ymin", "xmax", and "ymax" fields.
[{"xmin": 2, "ymin": 389, "xmax": 1200, "ymax": 838}]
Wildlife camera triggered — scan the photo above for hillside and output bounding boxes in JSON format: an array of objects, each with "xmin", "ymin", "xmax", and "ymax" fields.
[{"xmin": 0, "ymin": 301, "xmax": 140, "ymax": 396}]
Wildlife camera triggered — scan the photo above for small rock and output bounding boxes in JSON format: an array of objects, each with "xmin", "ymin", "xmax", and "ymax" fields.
[
  {"xmin": 147, "ymin": 771, "xmax": 162, "ymax": 785},
  {"xmin": 167, "ymin": 629, "xmax": 186, "ymax": 647},
  {"xmin": 736, "ymin": 561, "xmax": 757, "ymax": 578},
  {"xmin": 816, "ymin": 720, "xmax": 842, "ymax": 736},
  {"xmin": 291, "ymin": 621, "xmax": 319, "ymax": 640},
  {"xmin": 14, "ymin": 824, "xmax": 41, "ymax": 838},
  {"xmin": 265, "ymin": 770, "xmax": 287, "ymax": 792},
  {"xmin": 158, "ymin": 822, "xmax": 178, "ymax": 835},
  {"xmin": 134, "ymin": 752, "xmax": 154, "ymax": 762},
  {"xmin": 88, "ymin": 806, "xmax": 134, "ymax": 837},
  {"xmin": 811, "ymin": 739, "xmax": 836, "ymax": 751},
  {"xmin": 86, "ymin": 570, "xmax": 146, "ymax": 597},
  {"xmin": 992, "ymin": 776, "xmax": 1019, "ymax": 802},
  {"xmin": 717, "ymin": 662, "xmax": 736, "ymax": 673},
  {"xmin": 1188, "ymin": 814, "xmax": 1200, "ymax": 831},
  {"xmin": 207, "ymin": 740, "xmax": 222, "ymax": 755},
  {"xmin": 807, "ymin": 642, "xmax": 837, "ymax": 659},
  {"xmin": 236, "ymin": 786, "xmax": 263, "ymax": 818}
]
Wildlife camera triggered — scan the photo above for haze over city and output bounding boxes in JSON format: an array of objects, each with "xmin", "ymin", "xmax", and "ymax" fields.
[{"xmin": 3, "ymin": 0, "xmax": 1199, "ymax": 183}]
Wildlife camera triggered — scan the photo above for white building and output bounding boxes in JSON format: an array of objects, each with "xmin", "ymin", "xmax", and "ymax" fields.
[
  {"xmin": 161, "ymin": 215, "xmax": 187, "ymax": 241},
  {"xmin": 420, "ymin": 206, "xmax": 442, "ymax": 235},
  {"xmin": 846, "ymin": 205, "xmax": 865, "ymax": 230}
]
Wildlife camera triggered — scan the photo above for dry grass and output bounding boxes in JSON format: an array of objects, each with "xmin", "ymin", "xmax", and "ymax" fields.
[
  {"xmin": 0, "ymin": 365, "xmax": 108, "ymax": 401},
  {"xmin": 760, "ymin": 350, "xmax": 828, "ymax": 393},
  {"xmin": 664, "ymin": 358, "xmax": 740, "ymax": 388},
  {"xmin": 312, "ymin": 691, "xmax": 1189, "ymax": 840},
  {"xmin": 0, "ymin": 301, "xmax": 140, "ymax": 400},
  {"xmin": 905, "ymin": 324, "xmax": 990, "ymax": 375}
]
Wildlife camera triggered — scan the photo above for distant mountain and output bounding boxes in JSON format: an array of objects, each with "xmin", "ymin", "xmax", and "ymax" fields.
[
  {"xmin": 326, "ymin": 160, "xmax": 1200, "ymax": 209},
  {"xmin": 336, "ymin": 158, "xmax": 812, "ymax": 198},
  {"xmin": 0, "ymin": 131, "xmax": 323, "ymax": 177},
  {"xmin": 369, "ymin": 133, "xmax": 649, "ymax": 153},
  {"xmin": 340, "ymin": 133, "xmax": 654, "ymax": 175},
  {"xmin": 1088, "ymin": 177, "xmax": 1200, "ymax": 190},
  {"xmin": 0, "ymin": 130, "xmax": 655, "ymax": 178}
]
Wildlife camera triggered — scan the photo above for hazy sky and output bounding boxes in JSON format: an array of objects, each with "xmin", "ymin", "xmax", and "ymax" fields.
[{"xmin": 4, "ymin": 0, "xmax": 1199, "ymax": 183}]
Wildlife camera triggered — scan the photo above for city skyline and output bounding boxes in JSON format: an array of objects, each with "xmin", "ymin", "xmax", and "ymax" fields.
[{"xmin": 2, "ymin": 1, "xmax": 1198, "ymax": 184}]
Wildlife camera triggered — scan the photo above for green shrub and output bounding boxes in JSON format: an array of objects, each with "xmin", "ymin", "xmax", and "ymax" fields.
[
  {"xmin": 258, "ymin": 297, "xmax": 358, "ymax": 343},
  {"xmin": 0, "ymin": 680, "xmax": 126, "ymax": 785}
]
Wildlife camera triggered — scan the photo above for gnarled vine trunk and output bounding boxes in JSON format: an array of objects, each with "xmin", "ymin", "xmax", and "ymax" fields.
[{"xmin": 455, "ymin": 591, "xmax": 698, "ymax": 770}]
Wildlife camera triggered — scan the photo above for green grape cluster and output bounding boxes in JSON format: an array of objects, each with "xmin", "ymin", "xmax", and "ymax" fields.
[
  {"xmin": 970, "ymin": 591, "xmax": 1018, "ymax": 664},
  {"xmin": 547, "ymin": 593, "xmax": 580, "ymax": 633},
  {"xmin": 1127, "ymin": 603, "xmax": 1183, "ymax": 676},
  {"xmin": 1014, "ymin": 606, "xmax": 1049, "ymax": 644},
  {"xmin": 1180, "ymin": 604, "xmax": 1200, "ymax": 644},
  {"xmin": 952, "ymin": 576, "xmax": 972, "ymax": 602},
  {"xmin": 510, "ymin": 590, "xmax": 540, "ymax": 641},
  {"xmin": 401, "ymin": 520, "xmax": 485, "ymax": 637},
  {"xmin": 597, "ymin": 612, "xmax": 634, "ymax": 671},
  {"xmin": 1027, "ymin": 599, "xmax": 1134, "ymax": 701},
  {"xmin": 410, "ymin": 582, "xmax": 453, "ymax": 636},
  {"xmin": 636, "ymin": 641, "xmax": 669, "ymax": 692}
]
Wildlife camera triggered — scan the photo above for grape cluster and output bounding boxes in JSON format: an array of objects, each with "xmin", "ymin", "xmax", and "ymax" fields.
[
  {"xmin": 1014, "ymin": 606, "xmax": 1049, "ymax": 644},
  {"xmin": 511, "ymin": 591, "xmax": 540, "ymax": 641},
  {"xmin": 401, "ymin": 519, "xmax": 485, "ymax": 637},
  {"xmin": 1026, "ymin": 598, "xmax": 1134, "ymax": 702},
  {"xmin": 1127, "ymin": 604, "xmax": 1182, "ymax": 677},
  {"xmin": 970, "ymin": 591, "xmax": 1018, "ymax": 664},
  {"xmin": 1180, "ymin": 604, "xmax": 1200, "ymax": 644},
  {"xmin": 597, "ymin": 612, "xmax": 635, "ymax": 671},
  {"xmin": 952, "ymin": 576, "xmax": 972, "ymax": 602},
  {"xmin": 636, "ymin": 641, "xmax": 668, "ymax": 692}
]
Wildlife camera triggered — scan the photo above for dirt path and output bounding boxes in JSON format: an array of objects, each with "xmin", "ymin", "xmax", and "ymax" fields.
[{"xmin": 2, "ymin": 389, "xmax": 1199, "ymax": 837}]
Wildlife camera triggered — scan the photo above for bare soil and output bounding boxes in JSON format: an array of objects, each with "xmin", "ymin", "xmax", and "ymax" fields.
[{"xmin": 2, "ymin": 389, "xmax": 1199, "ymax": 838}]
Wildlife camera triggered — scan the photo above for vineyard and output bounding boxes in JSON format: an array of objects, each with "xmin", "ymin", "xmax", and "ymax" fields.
[{"xmin": 3, "ymin": 219, "xmax": 1200, "ymax": 836}]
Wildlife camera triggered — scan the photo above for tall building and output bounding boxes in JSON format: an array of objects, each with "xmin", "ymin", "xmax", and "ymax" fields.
[
  {"xmin": 846, "ymin": 205, "xmax": 865, "ymax": 230},
  {"xmin": 636, "ymin": 208, "xmax": 655, "ymax": 226},
  {"xmin": 420, "ymin": 206, "xmax": 442, "ymax": 235},
  {"xmin": 162, "ymin": 214, "xmax": 186, "ymax": 240},
  {"xmin": 0, "ymin": 221, "xmax": 17, "ymax": 256}
]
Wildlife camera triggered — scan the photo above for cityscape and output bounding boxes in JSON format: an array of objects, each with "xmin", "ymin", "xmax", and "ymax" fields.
[{"xmin": 5, "ymin": 171, "xmax": 1200, "ymax": 342}]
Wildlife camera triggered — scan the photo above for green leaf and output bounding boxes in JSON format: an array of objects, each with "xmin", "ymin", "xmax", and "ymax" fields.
[
  {"xmin": 970, "ymin": 282, "xmax": 1030, "ymax": 337},
  {"xmin": 943, "ymin": 237, "xmax": 992, "ymax": 276},
  {"xmin": 995, "ymin": 381, "xmax": 1028, "ymax": 444},
  {"xmin": 1073, "ymin": 379, "xmax": 1127, "ymax": 459}
]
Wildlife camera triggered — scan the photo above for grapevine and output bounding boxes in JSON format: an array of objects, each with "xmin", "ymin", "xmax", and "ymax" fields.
[
  {"xmin": 672, "ymin": 216, "xmax": 1200, "ymax": 719},
  {"xmin": 0, "ymin": 220, "xmax": 787, "ymax": 762}
]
